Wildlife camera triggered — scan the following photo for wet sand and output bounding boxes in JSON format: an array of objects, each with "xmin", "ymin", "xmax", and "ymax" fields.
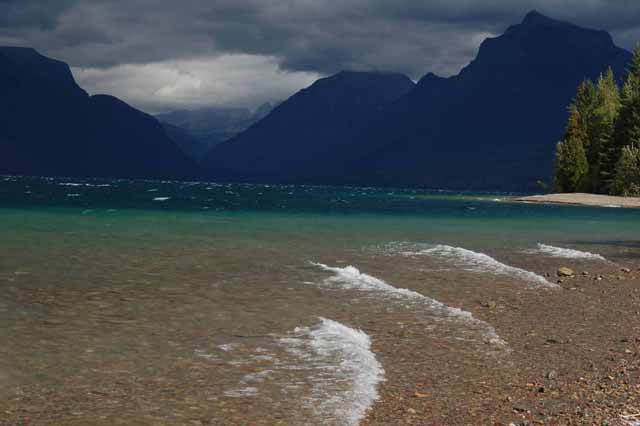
[
  {"xmin": 363, "ymin": 261, "xmax": 640, "ymax": 426},
  {"xmin": 513, "ymin": 193, "xmax": 640, "ymax": 208}
]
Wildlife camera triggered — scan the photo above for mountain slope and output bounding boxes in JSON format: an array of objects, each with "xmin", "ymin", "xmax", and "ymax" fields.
[
  {"xmin": 352, "ymin": 11, "xmax": 632, "ymax": 190},
  {"xmin": 0, "ymin": 47, "xmax": 198, "ymax": 180},
  {"xmin": 203, "ymin": 71, "xmax": 415, "ymax": 180},
  {"xmin": 157, "ymin": 104, "xmax": 275, "ymax": 161},
  {"xmin": 203, "ymin": 11, "xmax": 631, "ymax": 190}
]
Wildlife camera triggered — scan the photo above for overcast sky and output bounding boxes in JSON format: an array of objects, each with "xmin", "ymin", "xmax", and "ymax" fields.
[{"xmin": 1, "ymin": 0, "xmax": 639, "ymax": 113}]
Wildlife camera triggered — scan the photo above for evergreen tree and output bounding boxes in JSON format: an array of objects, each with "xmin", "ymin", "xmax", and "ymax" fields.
[
  {"xmin": 592, "ymin": 68, "xmax": 621, "ymax": 193},
  {"xmin": 574, "ymin": 80, "xmax": 597, "ymax": 154},
  {"xmin": 614, "ymin": 48, "xmax": 640, "ymax": 147},
  {"xmin": 552, "ymin": 47, "xmax": 640, "ymax": 197},
  {"xmin": 612, "ymin": 145, "xmax": 640, "ymax": 196},
  {"xmin": 628, "ymin": 45, "xmax": 640, "ymax": 88},
  {"xmin": 613, "ymin": 85, "xmax": 640, "ymax": 149},
  {"xmin": 554, "ymin": 105, "xmax": 589, "ymax": 192},
  {"xmin": 554, "ymin": 141, "xmax": 568, "ymax": 192},
  {"xmin": 609, "ymin": 47, "xmax": 640, "ymax": 192}
]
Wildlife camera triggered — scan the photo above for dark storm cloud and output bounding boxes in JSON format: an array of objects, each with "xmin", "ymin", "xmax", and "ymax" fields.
[
  {"xmin": 2, "ymin": 0, "xmax": 639, "ymax": 77},
  {"xmin": 0, "ymin": 0, "xmax": 78, "ymax": 32},
  {"xmin": 2, "ymin": 0, "xmax": 639, "ymax": 111}
]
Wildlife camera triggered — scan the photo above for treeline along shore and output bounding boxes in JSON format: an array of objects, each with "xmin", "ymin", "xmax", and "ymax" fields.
[{"xmin": 554, "ymin": 47, "xmax": 640, "ymax": 197}]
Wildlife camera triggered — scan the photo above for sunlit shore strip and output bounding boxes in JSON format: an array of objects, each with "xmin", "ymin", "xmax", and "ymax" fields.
[{"xmin": 510, "ymin": 193, "xmax": 640, "ymax": 208}]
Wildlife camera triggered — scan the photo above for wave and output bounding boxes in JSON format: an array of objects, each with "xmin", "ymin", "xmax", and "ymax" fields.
[
  {"xmin": 382, "ymin": 243, "xmax": 557, "ymax": 288},
  {"xmin": 528, "ymin": 243, "xmax": 606, "ymax": 261},
  {"xmin": 223, "ymin": 387, "xmax": 258, "ymax": 398},
  {"xmin": 282, "ymin": 318, "xmax": 384, "ymax": 426},
  {"xmin": 311, "ymin": 262, "xmax": 508, "ymax": 348},
  {"xmin": 58, "ymin": 182, "xmax": 112, "ymax": 188}
]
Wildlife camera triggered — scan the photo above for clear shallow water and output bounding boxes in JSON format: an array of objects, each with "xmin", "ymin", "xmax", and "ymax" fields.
[{"xmin": 2, "ymin": 175, "xmax": 640, "ymax": 425}]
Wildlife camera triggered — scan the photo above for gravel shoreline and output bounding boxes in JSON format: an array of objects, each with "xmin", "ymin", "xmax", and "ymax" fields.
[{"xmin": 363, "ymin": 261, "xmax": 640, "ymax": 425}]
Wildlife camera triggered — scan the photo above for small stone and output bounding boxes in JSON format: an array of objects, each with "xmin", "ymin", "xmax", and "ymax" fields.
[
  {"xmin": 546, "ymin": 370, "xmax": 558, "ymax": 380},
  {"xmin": 407, "ymin": 408, "xmax": 416, "ymax": 414},
  {"xmin": 482, "ymin": 300, "xmax": 497, "ymax": 309},
  {"xmin": 581, "ymin": 271, "xmax": 590, "ymax": 276},
  {"xmin": 622, "ymin": 267, "xmax": 632, "ymax": 273},
  {"xmin": 557, "ymin": 267, "xmax": 575, "ymax": 277}
]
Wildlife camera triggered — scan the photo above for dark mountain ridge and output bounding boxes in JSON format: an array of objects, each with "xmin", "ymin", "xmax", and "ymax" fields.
[
  {"xmin": 204, "ymin": 11, "xmax": 632, "ymax": 190},
  {"xmin": 203, "ymin": 70, "xmax": 415, "ymax": 180},
  {"xmin": 0, "ymin": 46, "xmax": 198, "ymax": 180}
]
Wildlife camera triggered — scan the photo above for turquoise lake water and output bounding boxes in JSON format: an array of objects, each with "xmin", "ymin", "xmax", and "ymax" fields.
[{"xmin": 1, "ymin": 175, "xmax": 640, "ymax": 425}]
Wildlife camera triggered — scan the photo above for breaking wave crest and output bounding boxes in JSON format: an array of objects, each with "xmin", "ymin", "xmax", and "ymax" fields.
[
  {"xmin": 382, "ymin": 243, "xmax": 557, "ymax": 288},
  {"xmin": 527, "ymin": 243, "xmax": 607, "ymax": 261},
  {"xmin": 310, "ymin": 262, "xmax": 508, "ymax": 348},
  {"xmin": 282, "ymin": 318, "xmax": 384, "ymax": 426}
]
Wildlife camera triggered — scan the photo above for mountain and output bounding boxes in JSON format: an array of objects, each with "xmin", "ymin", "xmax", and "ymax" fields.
[
  {"xmin": 204, "ymin": 11, "xmax": 632, "ymax": 190},
  {"xmin": 0, "ymin": 47, "xmax": 198, "ymax": 180},
  {"xmin": 203, "ymin": 71, "xmax": 415, "ymax": 180},
  {"xmin": 157, "ymin": 104, "xmax": 275, "ymax": 161},
  {"xmin": 352, "ymin": 10, "xmax": 632, "ymax": 190},
  {"xmin": 1, "ymin": 12, "xmax": 632, "ymax": 189}
]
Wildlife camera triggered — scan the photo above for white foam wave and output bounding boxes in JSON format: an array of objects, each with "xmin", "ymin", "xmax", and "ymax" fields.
[
  {"xmin": 391, "ymin": 244, "xmax": 557, "ymax": 288},
  {"xmin": 528, "ymin": 243, "xmax": 606, "ymax": 261},
  {"xmin": 58, "ymin": 182, "xmax": 111, "ymax": 188},
  {"xmin": 153, "ymin": 197, "xmax": 171, "ymax": 201},
  {"xmin": 241, "ymin": 369, "xmax": 274, "ymax": 384},
  {"xmin": 194, "ymin": 349, "xmax": 220, "ymax": 361},
  {"xmin": 218, "ymin": 343, "xmax": 236, "ymax": 352},
  {"xmin": 311, "ymin": 262, "xmax": 508, "ymax": 347},
  {"xmin": 223, "ymin": 387, "xmax": 258, "ymax": 398},
  {"xmin": 311, "ymin": 262, "xmax": 427, "ymax": 300},
  {"xmin": 282, "ymin": 318, "xmax": 384, "ymax": 426}
]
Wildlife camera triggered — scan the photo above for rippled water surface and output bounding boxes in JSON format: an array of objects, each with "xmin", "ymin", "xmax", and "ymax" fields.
[{"xmin": 2, "ymin": 175, "xmax": 640, "ymax": 425}]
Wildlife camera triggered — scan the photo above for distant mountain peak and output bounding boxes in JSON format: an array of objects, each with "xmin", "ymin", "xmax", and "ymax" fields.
[
  {"xmin": 511, "ymin": 10, "xmax": 583, "ymax": 33},
  {"xmin": 521, "ymin": 10, "xmax": 554, "ymax": 25},
  {"xmin": 516, "ymin": 10, "xmax": 609, "ymax": 40},
  {"xmin": 0, "ymin": 46, "xmax": 38, "ymax": 55},
  {"xmin": 0, "ymin": 46, "xmax": 62, "ymax": 68},
  {"xmin": 307, "ymin": 70, "xmax": 415, "ymax": 102},
  {"xmin": 323, "ymin": 70, "xmax": 414, "ymax": 85}
]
